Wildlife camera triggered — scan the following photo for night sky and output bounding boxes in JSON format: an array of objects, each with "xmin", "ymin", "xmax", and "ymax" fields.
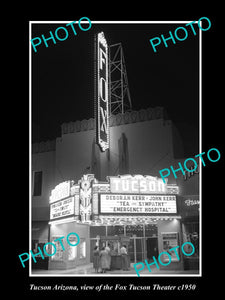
[{"xmin": 31, "ymin": 21, "xmax": 199, "ymax": 156}]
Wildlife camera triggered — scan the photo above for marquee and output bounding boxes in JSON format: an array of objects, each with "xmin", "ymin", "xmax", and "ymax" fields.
[
  {"xmin": 49, "ymin": 174, "xmax": 179, "ymax": 223},
  {"xmin": 100, "ymin": 194, "xmax": 177, "ymax": 214}
]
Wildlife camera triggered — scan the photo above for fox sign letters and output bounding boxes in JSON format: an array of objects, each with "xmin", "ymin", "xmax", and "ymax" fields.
[{"xmin": 96, "ymin": 32, "xmax": 109, "ymax": 152}]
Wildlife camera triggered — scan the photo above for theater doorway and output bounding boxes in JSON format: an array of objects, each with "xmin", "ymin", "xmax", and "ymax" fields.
[{"xmin": 146, "ymin": 237, "xmax": 158, "ymax": 261}]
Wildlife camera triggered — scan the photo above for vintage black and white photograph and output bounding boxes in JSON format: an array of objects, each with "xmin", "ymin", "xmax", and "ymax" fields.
[{"xmin": 30, "ymin": 20, "xmax": 201, "ymax": 277}]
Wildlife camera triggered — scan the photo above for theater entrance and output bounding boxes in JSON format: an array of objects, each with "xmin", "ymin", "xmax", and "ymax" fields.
[
  {"xmin": 126, "ymin": 224, "xmax": 158, "ymax": 263},
  {"xmin": 146, "ymin": 237, "xmax": 158, "ymax": 261}
]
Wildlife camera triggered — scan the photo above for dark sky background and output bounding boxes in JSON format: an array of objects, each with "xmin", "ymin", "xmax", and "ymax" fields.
[{"xmin": 31, "ymin": 22, "xmax": 199, "ymax": 156}]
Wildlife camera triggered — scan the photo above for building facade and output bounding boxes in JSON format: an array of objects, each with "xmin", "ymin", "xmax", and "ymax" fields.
[{"xmin": 31, "ymin": 107, "xmax": 199, "ymax": 272}]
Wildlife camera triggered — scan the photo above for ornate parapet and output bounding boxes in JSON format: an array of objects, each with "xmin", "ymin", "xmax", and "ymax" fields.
[
  {"xmin": 61, "ymin": 106, "xmax": 165, "ymax": 135},
  {"xmin": 32, "ymin": 107, "xmax": 165, "ymax": 154},
  {"xmin": 32, "ymin": 140, "xmax": 56, "ymax": 154}
]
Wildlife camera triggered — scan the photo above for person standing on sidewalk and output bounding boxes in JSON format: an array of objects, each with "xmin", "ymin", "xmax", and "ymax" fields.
[
  {"xmin": 105, "ymin": 244, "xmax": 111, "ymax": 271},
  {"xmin": 120, "ymin": 245, "xmax": 129, "ymax": 271},
  {"xmin": 93, "ymin": 246, "xmax": 100, "ymax": 273},
  {"xmin": 100, "ymin": 247, "xmax": 108, "ymax": 273}
]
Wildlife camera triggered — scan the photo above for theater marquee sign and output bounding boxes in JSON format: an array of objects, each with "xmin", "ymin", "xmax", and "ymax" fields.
[
  {"xmin": 50, "ymin": 197, "xmax": 74, "ymax": 220},
  {"xmin": 49, "ymin": 175, "xmax": 179, "ymax": 223},
  {"xmin": 100, "ymin": 194, "xmax": 177, "ymax": 214}
]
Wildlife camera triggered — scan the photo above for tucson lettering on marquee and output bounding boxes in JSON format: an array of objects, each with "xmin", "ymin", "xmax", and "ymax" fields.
[
  {"xmin": 96, "ymin": 32, "xmax": 109, "ymax": 151},
  {"xmin": 110, "ymin": 176, "xmax": 166, "ymax": 194}
]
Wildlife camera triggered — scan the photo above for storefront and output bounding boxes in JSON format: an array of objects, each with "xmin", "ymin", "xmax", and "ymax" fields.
[
  {"xmin": 175, "ymin": 159, "xmax": 200, "ymax": 270},
  {"xmin": 31, "ymin": 221, "xmax": 49, "ymax": 270},
  {"xmin": 178, "ymin": 195, "xmax": 199, "ymax": 270},
  {"xmin": 48, "ymin": 174, "xmax": 184, "ymax": 271}
]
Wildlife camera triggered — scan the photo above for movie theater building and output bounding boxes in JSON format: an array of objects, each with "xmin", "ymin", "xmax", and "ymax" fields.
[
  {"xmin": 31, "ymin": 106, "xmax": 200, "ymax": 271},
  {"xmin": 48, "ymin": 173, "xmax": 182, "ymax": 271}
]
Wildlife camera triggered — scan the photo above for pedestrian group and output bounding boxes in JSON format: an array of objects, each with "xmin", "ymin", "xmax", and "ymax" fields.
[{"xmin": 93, "ymin": 244, "xmax": 129, "ymax": 273}]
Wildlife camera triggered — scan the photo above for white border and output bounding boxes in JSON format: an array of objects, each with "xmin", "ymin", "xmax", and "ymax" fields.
[
  {"xmin": 29, "ymin": 20, "xmax": 202, "ymax": 277},
  {"xmin": 29, "ymin": 20, "xmax": 32, "ymax": 276}
]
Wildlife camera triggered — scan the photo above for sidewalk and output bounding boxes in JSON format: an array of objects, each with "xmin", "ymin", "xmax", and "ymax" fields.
[{"xmin": 31, "ymin": 263, "xmax": 199, "ymax": 276}]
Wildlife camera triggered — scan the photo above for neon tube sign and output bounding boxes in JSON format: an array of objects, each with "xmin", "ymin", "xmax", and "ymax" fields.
[{"xmin": 96, "ymin": 32, "xmax": 109, "ymax": 151}]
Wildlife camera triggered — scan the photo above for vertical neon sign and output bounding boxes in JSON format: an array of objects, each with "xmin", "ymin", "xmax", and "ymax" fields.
[{"xmin": 96, "ymin": 32, "xmax": 109, "ymax": 152}]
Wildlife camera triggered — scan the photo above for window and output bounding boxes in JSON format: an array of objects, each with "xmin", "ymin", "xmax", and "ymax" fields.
[
  {"xmin": 33, "ymin": 171, "xmax": 42, "ymax": 196},
  {"xmin": 51, "ymin": 236, "xmax": 63, "ymax": 261},
  {"xmin": 68, "ymin": 235, "xmax": 78, "ymax": 260},
  {"xmin": 183, "ymin": 222, "xmax": 199, "ymax": 257},
  {"xmin": 79, "ymin": 240, "xmax": 86, "ymax": 259},
  {"xmin": 161, "ymin": 232, "xmax": 179, "ymax": 262}
]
